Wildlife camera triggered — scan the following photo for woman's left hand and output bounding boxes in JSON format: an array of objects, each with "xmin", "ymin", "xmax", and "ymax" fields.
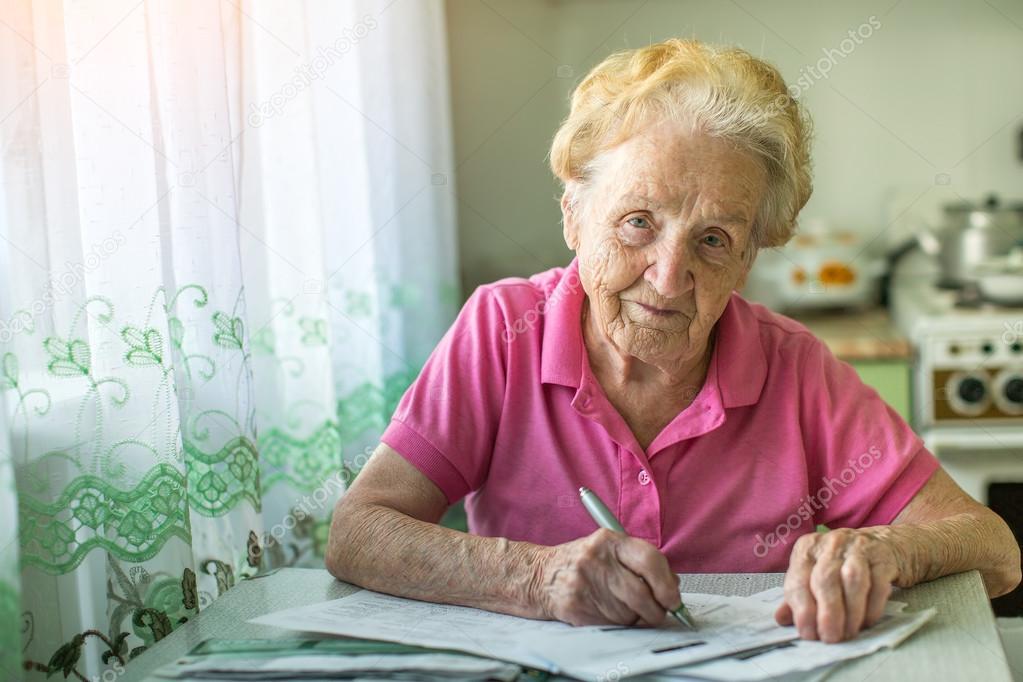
[{"xmin": 775, "ymin": 528, "xmax": 901, "ymax": 642}]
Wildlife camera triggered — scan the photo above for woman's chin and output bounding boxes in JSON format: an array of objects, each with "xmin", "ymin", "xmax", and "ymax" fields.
[{"xmin": 617, "ymin": 329, "xmax": 696, "ymax": 365}]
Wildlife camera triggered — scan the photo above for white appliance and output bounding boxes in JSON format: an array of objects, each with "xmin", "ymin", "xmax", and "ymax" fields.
[
  {"xmin": 891, "ymin": 249, "xmax": 1023, "ymax": 616},
  {"xmin": 745, "ymin": 219, "xmax": 886, "ymax": 313}
]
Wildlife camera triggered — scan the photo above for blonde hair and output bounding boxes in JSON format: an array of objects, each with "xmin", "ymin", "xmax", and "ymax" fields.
[{"xmin": 550, "ymin": 39, "xmax": 812, "ymax": 250}]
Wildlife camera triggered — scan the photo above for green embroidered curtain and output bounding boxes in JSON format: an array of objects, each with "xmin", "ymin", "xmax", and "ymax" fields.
[{"xmin": 0, "ymin": 1, "xmax": 458, "ymax": 679}]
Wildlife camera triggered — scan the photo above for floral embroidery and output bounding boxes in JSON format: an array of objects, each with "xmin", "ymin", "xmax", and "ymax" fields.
[
  {"xmin": 4, "ymin": 275, "xmax": 455, "ymax": 679},
  {"xmin": 121, "ymin": 326, "xmax": 164, "ymax": 367},
  {"xmin": 18, "ymin": 465, "xmax": 191, "ymax": 574},
  {"xmin": 184, "ymin": 437, "xmax": 261, "ymax": 516},
  {"xmin": 298, "ymin": 317, "xmax": 327, "ymax": 346},
  {"xmin": 212, "ymin": 311, "xmax": 244, "ymax": 350}
]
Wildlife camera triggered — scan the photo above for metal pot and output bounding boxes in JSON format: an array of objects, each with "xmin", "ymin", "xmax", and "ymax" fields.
[
  {"xmin": 973, "ymin": 248, "xmax": 1023, "ymax": 306},
  {"xmin": 917, "ymin": 195, "xmax": 1023, "ymax": 288}
]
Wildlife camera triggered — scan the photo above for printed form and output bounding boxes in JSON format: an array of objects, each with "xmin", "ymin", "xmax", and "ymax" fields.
[{"xmin": 250, "ymin": 589, "xmax": 800, "ymax": 679}]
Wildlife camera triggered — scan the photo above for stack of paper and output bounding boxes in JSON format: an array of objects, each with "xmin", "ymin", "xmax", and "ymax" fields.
[
  {"xmin": 244, "ymin": 586, "xmax": 935, "ymax": 680},
  {"xmin": 641, "ymin": 588, "xmax": 935, "ymax": 681},
  {"xmin": 151, "ymin": 639, "xmax": 526, "ymax": 681}
]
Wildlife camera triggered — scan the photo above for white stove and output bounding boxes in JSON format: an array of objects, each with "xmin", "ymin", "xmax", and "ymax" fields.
[
  {"xmin": 892, "ymin": 250, "xmax": 1023, "ymax": 435},
  {"xmin": 891, "ymin": 249, "xmax": 1023, "ymax": 615}
]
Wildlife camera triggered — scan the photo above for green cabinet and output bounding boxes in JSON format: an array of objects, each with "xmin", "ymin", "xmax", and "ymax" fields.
[{"xmin": 850, "ymin": 359, "xmax": 912, "ymax": 422}]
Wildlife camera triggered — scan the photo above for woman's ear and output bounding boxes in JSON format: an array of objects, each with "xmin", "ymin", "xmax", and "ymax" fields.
[{"xmin": 561, "ymin": 186, "xmax": 581, "ymax": 251}]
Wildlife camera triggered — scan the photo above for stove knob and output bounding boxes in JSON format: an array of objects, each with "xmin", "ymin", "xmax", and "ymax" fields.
[
  {"xmin": 958, "ymin": 377, "xmax": 987, "ymax": 404},
  {"xmin": 945, "ymin": 372, "xmax": 991, "ymax": 417},
  {"xmin": 994, "ymin": 370, "xmax": 1023, "ymax": 416},
  {"xmin": 1006, "ymin": 378, "xmax": 1023, "ymax": 404}
]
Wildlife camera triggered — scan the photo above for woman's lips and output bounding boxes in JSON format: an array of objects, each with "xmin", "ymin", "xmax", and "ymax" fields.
[{"xmin": 633, "ymin": 301, "xmax": 679, "ymax": 317}]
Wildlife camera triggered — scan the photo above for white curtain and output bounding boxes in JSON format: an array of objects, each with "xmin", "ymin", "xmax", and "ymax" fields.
[{"xmin": 0, "ymin": 1, "xmax": 458, "ymax": 679}]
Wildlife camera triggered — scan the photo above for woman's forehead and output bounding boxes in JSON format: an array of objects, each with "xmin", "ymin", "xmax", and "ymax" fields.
[
  {"xmin": 597, "ymin": 159, "xmax": 765, "ymax": 219},
  {"xmin": 594, "ymin": 126, "xmax": 766, "ymax": 204}
]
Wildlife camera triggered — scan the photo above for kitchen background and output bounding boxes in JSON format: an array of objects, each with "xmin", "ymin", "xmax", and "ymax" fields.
[
  {"xmin": 443, "ymin": 0, "xmax": 1023, "ymax": 657},
  {"xmin": 448, "ymin": 0, "xmax": 1023, "ymax": 292}
]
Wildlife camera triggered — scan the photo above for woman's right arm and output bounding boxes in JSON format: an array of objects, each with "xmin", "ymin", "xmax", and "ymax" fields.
[{"xmin": 325, "ymin": 443, "xmax": 683, "ymax": 626}]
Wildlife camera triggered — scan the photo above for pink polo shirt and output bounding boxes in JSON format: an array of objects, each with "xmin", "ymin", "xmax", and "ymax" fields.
[{"xmin": 381, "ymin": 259, "xmax": 940, "ymax": 572}]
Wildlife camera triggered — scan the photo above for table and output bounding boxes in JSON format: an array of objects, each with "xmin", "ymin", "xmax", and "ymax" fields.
[{"xmin": 121, "ymin": 567, "xmax": 1014, "ymax": 682}]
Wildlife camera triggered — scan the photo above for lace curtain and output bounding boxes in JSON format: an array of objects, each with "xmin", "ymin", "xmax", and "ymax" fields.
[{"xmin": 0, "ymin": 1, "xmax": 458, "ymax": 679}]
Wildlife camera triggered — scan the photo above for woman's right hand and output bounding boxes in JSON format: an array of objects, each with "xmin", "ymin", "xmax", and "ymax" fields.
[{"xmin": 533, "ymin": 528, "xmax": 683, "ymax": 627}]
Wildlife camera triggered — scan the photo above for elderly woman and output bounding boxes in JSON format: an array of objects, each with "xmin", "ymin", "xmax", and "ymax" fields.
[{"xmin": 326, "ymin": 39, "xmax": 1020, "ymax": 643}]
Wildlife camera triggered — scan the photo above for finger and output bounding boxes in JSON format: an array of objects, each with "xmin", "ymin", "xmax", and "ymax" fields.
[
  {"xmin": 810, "ymin": 544, "xmax": 847, "ymax": 643},
  {"xmin": 607, "ymin": 561, "xmax": 669, "ymax": 627},
  {"xmin": 783, "ymin": 540, "xmax": 818, "ymax": 640},
  {"xmin": 614, "ymin": 538, "xmax": 681, "ymax": 612},
  {"xmin": 774, "ymin": 601, "xmax": 793, "ymax": 626},
  {"xmin": 840, "ymin": 553, "xmax": 871, "ymax": 639},
  {"xmin": 864, "ymin": 560, "xmax": 895, "ymax": 627}
]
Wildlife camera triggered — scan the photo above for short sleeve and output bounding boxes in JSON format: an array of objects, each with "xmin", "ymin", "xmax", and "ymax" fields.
[
  {"xmin": 799, "ymin": 338, "xmax": 940, "ymax": 528},
  {"xmin": 380, "ymin": 285, "xmax": 508, "ymax": 505}
]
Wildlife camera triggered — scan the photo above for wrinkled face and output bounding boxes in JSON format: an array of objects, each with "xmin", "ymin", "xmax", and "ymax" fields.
[{"xmin": 563, "ymin": 120, "xmax": 767, "ymax": 372}]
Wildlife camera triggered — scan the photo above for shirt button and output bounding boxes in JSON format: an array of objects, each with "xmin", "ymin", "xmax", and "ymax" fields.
[{"xmin": 637, "ymin": 469, "xmax": 651, "ymax": 486}]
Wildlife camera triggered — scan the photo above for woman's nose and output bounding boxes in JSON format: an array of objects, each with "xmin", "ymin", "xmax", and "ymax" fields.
[{"xmin": 644, "ymin": 249, "xmax": 694, "ymax": 299}]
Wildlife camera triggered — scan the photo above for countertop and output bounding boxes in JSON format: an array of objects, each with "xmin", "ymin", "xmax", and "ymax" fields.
[
  {"xmin": 120, "ymin": 568, "xmax": 1013, "ymax": 682},
  {"xmin": 790, "ymin": 307, "xmax": 912, "ymax": 361}
]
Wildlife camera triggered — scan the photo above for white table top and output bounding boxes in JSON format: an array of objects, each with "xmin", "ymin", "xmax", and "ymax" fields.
[{"xmin": 120, "ymin": 567, "xmax": 1013, "ymax": 682}]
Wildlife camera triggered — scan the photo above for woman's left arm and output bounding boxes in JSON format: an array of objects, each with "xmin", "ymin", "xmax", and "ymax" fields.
[{"xmin": 776, "ymin": 467, "xmax": 1021, "ymax": 642}]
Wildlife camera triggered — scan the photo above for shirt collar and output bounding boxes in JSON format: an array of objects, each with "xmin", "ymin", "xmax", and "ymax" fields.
[
  {"xmin": 540, "ymin": 258, "xmax": 586, "ymax": 388},
  {"xmin": 714, "ymin": 292, "xmax": 768, "ymax": 409},
  {"xmin": 539, "ymin": 261, "xmax": 768, "ymax": 410}
]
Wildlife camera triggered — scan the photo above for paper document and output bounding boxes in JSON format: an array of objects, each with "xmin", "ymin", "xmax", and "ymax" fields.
[
  {"xmin": 154, "ymin": 653, "xmax": 522, "ymax": 680},
  {"xmin": 250, "ymin": 586, "xmax": 934, "ymax": 680},
  {"xmin": 151, "ymin": 638, "xmax": 524, "ymax": 681},
  {"xmin": 251, "ymin": 589, "xmax": 570, "ymax": 671},
  {"xmin": 516, "ymin": 591, "xmax": 800, "ymax": 679},
  {"xmin": 250, "ymin": 588, "xmax": 800, "ymax": 680},
  {"xmin": 653, "ymin": 587, "xmax": 936, "ymax": 681},
  {"xmin": 635, "ymin": 665, "xmax": 836, "ymax": 682}
]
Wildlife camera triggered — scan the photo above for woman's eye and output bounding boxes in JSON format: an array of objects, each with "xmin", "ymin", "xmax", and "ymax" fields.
[
  {"xmin": 703, "ymin": 233, "xmax": 725, "ymax": 247},
  {"xmin": 626, "ymin": 216, "xmax": 650, "ymax": 229}
]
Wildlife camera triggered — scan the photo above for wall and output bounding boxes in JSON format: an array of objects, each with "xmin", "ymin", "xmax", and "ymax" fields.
[{"xmin": 444, "ymin": 0, "xmax": 1023, "ymax": 294}]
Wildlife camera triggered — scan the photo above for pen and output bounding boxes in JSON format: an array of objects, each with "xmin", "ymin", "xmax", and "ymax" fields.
[{"xmin": 578, "ymin": 486, "xmax": 698, "ymax": 630}]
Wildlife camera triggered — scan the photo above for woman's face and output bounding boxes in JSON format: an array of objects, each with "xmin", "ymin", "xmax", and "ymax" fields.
[{"xmin": 563, "ymin": 120, "xmax": 767, "ymax": 373}]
